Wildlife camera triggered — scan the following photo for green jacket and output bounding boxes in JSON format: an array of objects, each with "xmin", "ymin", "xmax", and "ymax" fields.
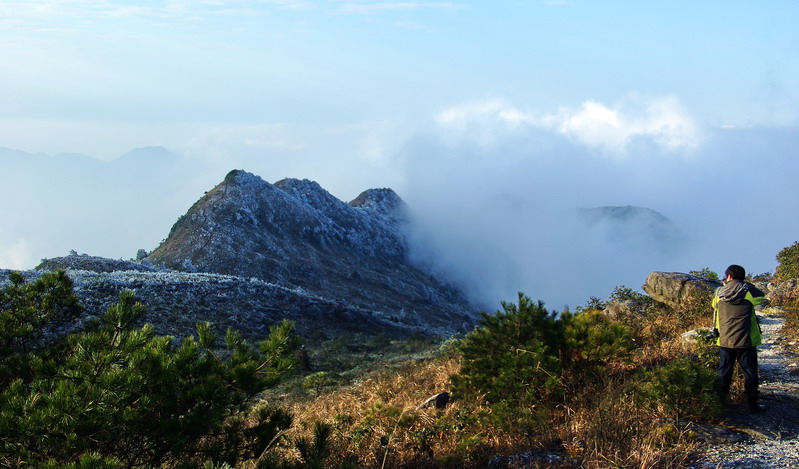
[{"xmin": 712, "ymin": 280, "xmax": 765, "ymax": 348}]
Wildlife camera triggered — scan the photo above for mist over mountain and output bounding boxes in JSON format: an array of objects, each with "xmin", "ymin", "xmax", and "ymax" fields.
[
  {"xmin": 3, "ymin": 122, "xmax": 798, "ymax": 311},
  {"xmin": 14, "ymin": 169, "xmax": 478, "ymax": 341},
  {"xmin": 577, "ymin": 205, "xmax": 685, "ymax": 254},
  {"xmin": 144, "ymin": 169, "xmax": 473, "ymax": 331}
]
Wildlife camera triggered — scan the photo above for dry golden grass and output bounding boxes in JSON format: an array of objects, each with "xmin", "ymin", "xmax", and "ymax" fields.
[
  {"xmin": 256, "ymin": 298, "xmax": 717, "ymax": 468},
  {"xmin": 269, "ymin": 331, "xmax": 706, "ymax": 468}
]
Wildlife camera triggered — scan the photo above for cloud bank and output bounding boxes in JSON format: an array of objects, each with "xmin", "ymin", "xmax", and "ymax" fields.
[{"xmin": 400, "ymin": 96, "xmax": 799, "ymax": 310}]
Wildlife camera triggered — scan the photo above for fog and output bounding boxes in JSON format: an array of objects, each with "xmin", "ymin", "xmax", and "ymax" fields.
[
  {"xmin": 398, "ymin": 100, "xmax": 799, "ymax": 310},
  {"xmin": 1, "ymin": 99, "xmax": 798, "ymax": 312}
]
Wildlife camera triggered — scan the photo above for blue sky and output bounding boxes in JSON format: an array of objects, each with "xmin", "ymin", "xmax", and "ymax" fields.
[
  {"xmin": 2, "ymin": 1, "xmax": 799, "ymax": 307},
  {"xmin": 2, "ymin": 0, "xmax": 797, "ymax": 158}
]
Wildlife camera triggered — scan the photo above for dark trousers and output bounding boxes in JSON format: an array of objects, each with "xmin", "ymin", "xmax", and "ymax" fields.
[{"xmin": 718, "ymin": 346, "xmax": 759, "ymax": 396}]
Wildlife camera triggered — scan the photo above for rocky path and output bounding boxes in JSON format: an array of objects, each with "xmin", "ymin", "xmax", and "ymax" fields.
[{"xmin": 691, "ymin": 308, "xmax": 799, "ymax": 468}]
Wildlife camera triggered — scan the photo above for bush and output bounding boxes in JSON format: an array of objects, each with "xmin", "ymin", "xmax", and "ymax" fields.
[
  {"xmin": 638, "ymin": 357, "xmax": 721, "ymax": 421},
  {"xmin": 0, "ymin": 281, "xmax": 300, "ymax": 467},
  {"xmin": 451, "ymin": 293, "xmax": 563, "ymax": 409},
  {"xmin": 689, "ymin": 268, "xmax": 719, "ymax": 280},
  {"xmin": 0, "ymin": 270, "xmax": 81, "ymax": 385},
  {"xmin": 561, "ymin": 309, "xmax": 635, "ymax": 370},
  {"xmin": 609, "ymin": 285, "xmax": 650, "ymax": 303},
  {"xmin": 452, "ymin": 294, "xmax": 635, "ymax": 413},
  {"xmin": 776, "ymin": 241, "xmax": 799, "ymax": 281}
]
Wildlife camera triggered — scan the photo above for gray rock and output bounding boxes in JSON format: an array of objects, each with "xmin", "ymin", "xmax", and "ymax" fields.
[
  {"xmin": 37, "ymin": 253, "xmax": 157, "ymax": 273},
  {"xmin": 603, "ymin": 299, "xmax": 648, "ymax": 318},
  {"xmin": 642, "ymin": 271, "xmax": 721, "ymax": 312},
  {"xmin": 416, "ymin": 392, "xmax": 449, "ymax": 410},
  {"xmin": 681, "ymin": 328, "xmax": 706, "ymax": 344},
  {"xmin": 766, "ymin": 278, "xmax": 799, "ymax": 306}
]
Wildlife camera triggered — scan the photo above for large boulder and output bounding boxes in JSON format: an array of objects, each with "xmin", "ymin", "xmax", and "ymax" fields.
[{"xmin": 642, "ymin": 272, "xmax": 721, "ymax": 312}]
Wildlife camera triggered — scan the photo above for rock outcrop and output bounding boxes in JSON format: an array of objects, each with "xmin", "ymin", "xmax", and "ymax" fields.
[
  {"xmin": 37, "ymin": 252, "xmax": 157, "ymax": 273},
  {"xmin": 642, "ymin": 272, "xmax": 721, "ymax": 311},
  {"xmin": 141, "ymin": 170, "xmax": 475, "ymax": 336}
]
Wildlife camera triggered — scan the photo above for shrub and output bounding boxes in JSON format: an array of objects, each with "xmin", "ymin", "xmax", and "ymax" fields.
[
  {"xmin": 776, "ymin": 241, "xmax": 799, "ymax": 281},
  {"xmin": 451, "ymin": 293, "xmax": 563, "ymax": 409},
  {"xmin": 609, "ymin": 285, "xmax": 650, "ymax": 303},
  {"xmin": 689, "ymin": 268, "xmax": 719, "ymax": 280},
  {"xmin": 453, "ymin": 295, "xmax": 637, "ymax": 412},
  {"xmin": 0, "ymin": 270, "xmax": 81, "ymax": 382},
  {"xmin": 638, "ymin": 356, "xmax": 721, "ymax": 421},
  {"xmin": 302, "ymin": 371, "xmax": 338, "ymax": 395},
  {"xmin": 561, "ymin": 309, "xmax": 635, "ymax": 370}
]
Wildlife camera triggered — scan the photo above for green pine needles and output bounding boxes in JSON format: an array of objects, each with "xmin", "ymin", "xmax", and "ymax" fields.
[
  {"xmin": 451, "ymin": 293, "xmax": 635, "ymax": 413},
  {"xmin": 776, "ymin": 241, "xmax": 799, "ymax": 282},
  {"xmin": 452, "ymin": 294, "xmax": 562, "ymax": 408},
  {"xmin": 0, "ymin": 271, "xmax": 299, "ymax": 468}
]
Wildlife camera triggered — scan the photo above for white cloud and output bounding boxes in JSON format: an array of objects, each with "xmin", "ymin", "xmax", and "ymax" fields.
[{"xmin": 435, "ymin": 96, "xmax": 700, "ymax": 154}]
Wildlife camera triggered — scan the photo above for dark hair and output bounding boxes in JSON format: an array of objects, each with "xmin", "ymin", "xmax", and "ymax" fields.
[{"xmin": 725, "ymin": 264, "xmax": 746, "ymax": 280}]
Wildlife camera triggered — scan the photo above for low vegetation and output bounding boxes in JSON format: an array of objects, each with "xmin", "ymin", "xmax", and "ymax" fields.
[
  {"xmin": 773, "ymin": 241, "xmax": 799, "ymax": 340},
  {"xmin": 283, "ymin": 288, "xmax": 720, "ymax": 468},
  {"xmin": 776, "ymin": 241, "xmax": 799, "ymax": 282},
  {"xmin": 9, "ymin": 248, "xmax": 796, "ymax": 467}
]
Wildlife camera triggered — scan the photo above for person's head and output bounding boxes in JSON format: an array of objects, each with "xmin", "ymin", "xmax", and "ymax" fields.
[{"xmin": 724, "ymin": 264, "xmax": 746, "ymax": 282}]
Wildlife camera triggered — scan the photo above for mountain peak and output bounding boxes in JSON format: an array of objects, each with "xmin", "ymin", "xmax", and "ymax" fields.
[
  {"xmin": 146, "ymin": 170, "xmax": 474, "ymax": 334},
  {"xmin": 350, "ymin": 188, "xmax": 406, "ymax": 219},
  {"xmin": 222, "ymin": 169, "xmax": 269, "ymax": 189}
]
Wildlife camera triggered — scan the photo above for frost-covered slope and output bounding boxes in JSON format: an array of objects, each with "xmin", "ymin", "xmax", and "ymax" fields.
[
  {"xmin": 0, "ymin": 268, "xmax": 425, "ymax": 342},
  {"xmin": 144, "ymin": 170, "xmax": 475, "ymax": 335}
]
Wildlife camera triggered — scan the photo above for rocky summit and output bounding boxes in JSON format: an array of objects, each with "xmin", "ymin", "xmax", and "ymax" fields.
[{"xmin": 137, "ymin": 170, "xmax": 476, "ymax": 338}]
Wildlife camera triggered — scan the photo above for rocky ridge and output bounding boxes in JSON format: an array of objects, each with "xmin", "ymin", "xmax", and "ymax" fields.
[
  {"xmin": 144, "ymin": 170, "xmax": 474, "ymax": 333},
  {"xmin": 578, "ymin": 205, "xmax": 685, "ymax": 253},
  {"xmin": 21, "ymin": 170, "xmax": 477, "ymax": 342}
]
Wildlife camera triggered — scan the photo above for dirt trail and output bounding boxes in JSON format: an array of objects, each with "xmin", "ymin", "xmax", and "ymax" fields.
[{"xmin": 691, "ymin": 308, "xmax": 799, "ymax": 468}]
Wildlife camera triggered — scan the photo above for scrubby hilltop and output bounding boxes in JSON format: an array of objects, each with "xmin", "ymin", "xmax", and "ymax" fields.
[{"xmin": 145, "ymin": 169, "xmax": 474, "ymax": 335}]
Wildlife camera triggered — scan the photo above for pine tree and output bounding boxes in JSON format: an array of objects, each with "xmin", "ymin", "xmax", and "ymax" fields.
[
  {"xmin": 0, "ymin": 270, "xmax": 81, "ymax": 386},
  {"xmin": 0, "ymin": 281, "xmax": 299, "ymax": 468},
  {"xmin": 451, "ymin": 293, "xmax": 563, "ymax": 407}
]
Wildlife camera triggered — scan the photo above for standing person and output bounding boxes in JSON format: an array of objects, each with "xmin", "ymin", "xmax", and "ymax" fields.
[{"xmin": 712, "ymin": 264, "xmax": 766, "ymax": 412}]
